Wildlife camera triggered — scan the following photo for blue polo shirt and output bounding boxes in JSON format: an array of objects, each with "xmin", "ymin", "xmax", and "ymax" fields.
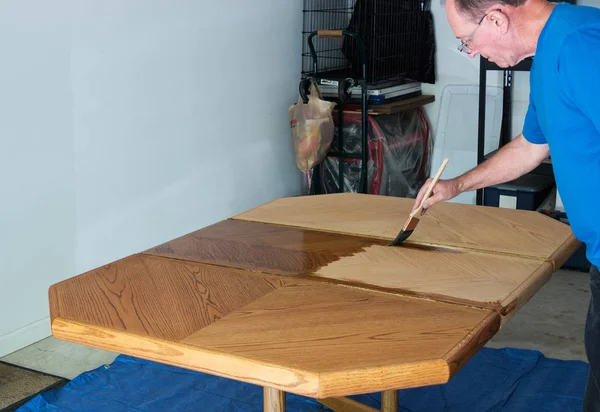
[{"xmin": 523, "ymin": 2, "xmax": 600, "ymax": 268}]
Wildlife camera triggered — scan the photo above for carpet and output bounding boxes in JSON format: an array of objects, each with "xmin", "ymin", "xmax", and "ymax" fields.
[{"xmin": 0, "ymin": 361, "xmax": 68, "ymax": 412}]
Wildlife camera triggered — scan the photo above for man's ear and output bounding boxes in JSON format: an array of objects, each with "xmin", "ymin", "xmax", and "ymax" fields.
[{"xmin": 488, "ymin": 8, "xmax": 510, "ymax": 34}]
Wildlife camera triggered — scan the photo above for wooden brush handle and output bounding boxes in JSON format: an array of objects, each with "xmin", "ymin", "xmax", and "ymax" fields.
[
  {"xmin": 317, "ymin": 30, "xmax": 343, "ymax": 38},
  {"xmin": 413, "ymin": 158, "xmax": 449, "ymax": 215}
]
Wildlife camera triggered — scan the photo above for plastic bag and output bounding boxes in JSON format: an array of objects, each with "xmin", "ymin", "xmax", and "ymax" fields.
[
  {"xmin": 289, "ymin": 81, "xmax": 336, "ymax": 173},
  {"xmin": 317, "ymin": 108, "xmax": 431, "ymax": 197}
]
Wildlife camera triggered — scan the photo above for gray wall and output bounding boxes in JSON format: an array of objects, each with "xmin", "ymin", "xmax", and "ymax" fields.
[{"xmin": 0, "ymin": 0, "xmax": 303, "ymax": 357}]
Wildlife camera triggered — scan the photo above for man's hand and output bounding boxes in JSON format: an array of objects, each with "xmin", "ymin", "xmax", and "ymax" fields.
[
  {"xmin": 411, "ymin": 134, "xmax": 549, "ymax": 215},
  {"xmin": 413, "ymin": 178, "xmax": 460, "ymax": 215}
]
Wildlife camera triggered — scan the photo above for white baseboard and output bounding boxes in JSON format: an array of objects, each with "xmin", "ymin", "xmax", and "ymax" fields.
[{"xmin": 0, "ymin": 317, "xmax": 51, "ymax": 358}]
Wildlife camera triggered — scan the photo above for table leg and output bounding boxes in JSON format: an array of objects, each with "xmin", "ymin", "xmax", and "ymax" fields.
[
  {"xmin": 264, "ymin": 387, "xmax": 286, "ymax": 412},
  {"xmin": 381, "ymin": 390, "xmax": 398, "ymax": 412}
]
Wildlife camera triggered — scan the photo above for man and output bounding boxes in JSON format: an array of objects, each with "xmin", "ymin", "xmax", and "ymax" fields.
[{"xmin": 413, "ymin": 0, "xmax": 600, "ymax": 409}]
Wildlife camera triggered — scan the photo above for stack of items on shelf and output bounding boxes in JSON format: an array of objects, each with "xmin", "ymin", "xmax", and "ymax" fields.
[{"xmin": 317, "ymin": 77, "xmax": 422, "ymax": 106}]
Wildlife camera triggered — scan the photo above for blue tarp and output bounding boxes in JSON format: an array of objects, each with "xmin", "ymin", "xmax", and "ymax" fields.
[{"xmin": 19, "ymin": 347, "xmax": 588, "ymax": 411}]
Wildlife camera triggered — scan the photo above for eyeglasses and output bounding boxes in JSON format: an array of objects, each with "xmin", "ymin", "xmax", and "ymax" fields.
[{"xmin": 457, "ymin": 13, "xmax": 488, "ymax": 53}]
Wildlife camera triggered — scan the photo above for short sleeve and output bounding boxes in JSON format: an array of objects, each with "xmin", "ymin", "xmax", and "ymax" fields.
[
  {"xmin": 523, "ymin": 101, "xmax": 547, "ymax": 144},
  {"xmin": 558, "ymin": 28, "xmax": 600, "ymax": 133}
]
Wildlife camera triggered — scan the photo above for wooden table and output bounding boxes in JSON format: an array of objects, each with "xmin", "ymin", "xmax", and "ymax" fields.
[{"xmin": 48, "ymin": 193, "xmax": 580, "ymax": 412}]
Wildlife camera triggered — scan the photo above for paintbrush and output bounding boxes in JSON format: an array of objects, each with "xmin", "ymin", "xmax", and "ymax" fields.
[{"xmin": 389, "ymin": 157, "xmax": 449, "ymax": 246}]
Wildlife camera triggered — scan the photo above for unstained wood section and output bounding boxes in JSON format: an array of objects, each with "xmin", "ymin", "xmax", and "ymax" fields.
[
  {"xmin": 313, "ymin": 244, "xmax": 554, "ymax": 311},
  {"xmin": 49, "ymin": 254, "xmax": 289, "ymax": 341},
  {"xmin": 183, "ymin": 283, "xmax": 500, "ymax": 396},
  {"xmin": 232, "ymin": 193, "xmax": 578, "ymax": 264}
]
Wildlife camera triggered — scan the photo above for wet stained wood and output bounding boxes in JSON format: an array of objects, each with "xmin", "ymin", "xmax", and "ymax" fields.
[
  {"xmin": 232, "ymin": 193, "xmax": 579, "ymax": 266},
  {"xmin": 49, "ymin": 254, "xmax": 291, "ymax": 341},
  {"xmin": 144, "ymin": 219, "xmax": 381, "ymax": 276},
  {"xmin": 144, "ymin": 219, "xmax": 553, "ymax": 313}
]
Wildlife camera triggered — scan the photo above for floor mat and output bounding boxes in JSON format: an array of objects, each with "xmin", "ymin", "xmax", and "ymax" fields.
[
  {"xmin": 0, "ymin": 361, "xmax": 68, "ymax": 412},
  {"xmin": 17, "ymin": 347, "xmax": 589, "ymax": 411}
]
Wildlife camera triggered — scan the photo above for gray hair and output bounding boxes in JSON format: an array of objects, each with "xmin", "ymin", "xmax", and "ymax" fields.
[{"xmin": 443, "ymin": 0, "xmax": 527, "ymax": 21}]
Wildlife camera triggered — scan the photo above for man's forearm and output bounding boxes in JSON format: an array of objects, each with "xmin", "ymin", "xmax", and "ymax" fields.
[{"xmin": 454, "ymin": 134, "xmax": 549, "ymax": 193}]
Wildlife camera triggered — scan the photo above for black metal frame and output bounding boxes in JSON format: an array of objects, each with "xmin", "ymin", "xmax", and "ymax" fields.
[
  {"xmin": 301, "ymin": 0, "xmax": 433, "ymax": 84},
  {"xmin": 301, "ymin": 29, "xmax": 370, "ymax": 194},
  {"xmin": 476, "ymin": 56, "xmax": 532, "ymax": 205},
  {"xmin": 476, "ymin": 0, "xmax": 575, "ymax": 205}
]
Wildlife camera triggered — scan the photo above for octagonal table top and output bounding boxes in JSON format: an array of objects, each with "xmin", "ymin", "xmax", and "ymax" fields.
[{"xmin": 48, "ymin": 193, "xmax": 580, "ymax": 398}]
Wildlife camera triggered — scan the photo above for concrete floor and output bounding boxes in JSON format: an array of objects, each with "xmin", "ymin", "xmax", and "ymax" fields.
[
  {"xmin": 487, "ymin": 268, "xmax": 589, "ymax": 362},
  {"xmin": 0, "ymin": 268, "xmax": 592, "ymax": 379},
  {"xmin": 1, "ymin": 337, "xmax": 118, "ymax": 380}
]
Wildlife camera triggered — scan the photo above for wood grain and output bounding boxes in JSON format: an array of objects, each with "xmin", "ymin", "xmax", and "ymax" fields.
[
  {"xmin": 50, "ymin": 276, "xmax": 499, "ymax": 398},
  {"xmin": 49, "ymin": 254, "xmax": 290, "ymax": 341},
  {"xmin": 144, "ymin": 219, "xmax": 554, "ymax": 313},
  {"xmin": 548, "ymin": 235, "xmax": 584, "ymax": 271},
  {"xmin": 313, "ymin": 244, "xmax": 554, "ymax": 312},
  {"xmin": 50, "ymin": 318, "xmax": 321, "ymax": 397},
  {"xmin": 443, "ymin": 306, "xmax": 502, "ymax": 376},
  {"xmin": 232, "ymin": 193, "xmax": 579, "ymax": 266},
  {"xmin": 47, "ymin": 192, "xmax": 574, "ymax": 402},
  {"xmin": 182, "ymin": 283, "xmax": 500, "ymax": 397},
  {"xmin": 264, "ymin": 387, "xmax": 285, "ymax": 412},
  {"xmin": 144, "ymin": 219, "xmax": 376, "ymax": 276}
]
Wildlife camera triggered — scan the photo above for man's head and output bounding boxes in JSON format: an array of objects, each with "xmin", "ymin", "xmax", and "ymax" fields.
[{"xmin": 445, "ymin": 0, "xmax": 553, "ymax": 67}]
